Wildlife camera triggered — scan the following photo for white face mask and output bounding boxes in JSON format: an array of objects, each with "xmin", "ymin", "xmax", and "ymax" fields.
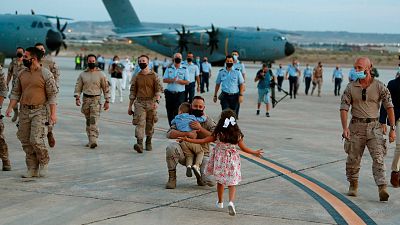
[
  {"xmin": 233, "ymin": 55, "xmax": 238, "ymax": 61},
  {"xmin": 114, "ymin": 60, "xmax": 119, "ymax": 64}
]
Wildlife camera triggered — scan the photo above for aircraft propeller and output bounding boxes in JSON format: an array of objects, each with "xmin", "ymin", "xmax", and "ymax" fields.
[
  {"xmin": 175, "ymin": 25, "xmax": 190, "ymax": 53},
  {"xmin": 55, "ymin": 16, "xmax": 68, "ymax": 55},
  {"xmin": 206, "ymin": 24, "xmax": 219, "ymax": 55}
]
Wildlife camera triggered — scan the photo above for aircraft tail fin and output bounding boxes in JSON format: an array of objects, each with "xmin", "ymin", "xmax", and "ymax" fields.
[{"xmin": 102, "ymin": 0, "xmax": 141, "ymax": 29}]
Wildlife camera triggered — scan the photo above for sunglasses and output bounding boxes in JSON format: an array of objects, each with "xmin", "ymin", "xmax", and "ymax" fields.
[{"xmin": 362, "ymin": 89, "xmax": 366, "ymax": 101}]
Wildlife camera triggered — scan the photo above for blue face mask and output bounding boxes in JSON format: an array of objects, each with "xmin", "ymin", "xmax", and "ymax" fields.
[
  {"xmin": 233, "ymin": 55, "xmax": 238, "ymax": 61},
  {"xmin": 354, "ymin": 71, "xmax": 366, "ymax": 80}
]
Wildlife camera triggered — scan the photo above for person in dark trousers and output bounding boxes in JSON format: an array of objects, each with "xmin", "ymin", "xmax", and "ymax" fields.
[
  {"xmin": 379, "ymin": 71, "xmax": 400, "ymax": 188},
  {"xmin": 285, "ymin": 59, "xmax": 301, "ymax": 99},
  {"xmin": 163, "ymin": 53, "xmax": 190, "ymax": 125},
  {"xmin": 200, "ymin": 57, "xmax": 212, "ymax": 93}
]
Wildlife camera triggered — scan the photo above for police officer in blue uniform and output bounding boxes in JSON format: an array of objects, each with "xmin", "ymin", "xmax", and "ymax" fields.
[
  {"xmin": 182, "ymin": 52, "xmax": 200, "ymax": 103},
  {"xmin": 200, "ymin": 57, "xmax": 212, "ymax": 93},
  {"xmin": 232, "ymin": 50, "xmax": 246, "ymax": 118},
  {"xmin": 276, "ymin": 64, "xmax": 285, "ymax": 92},
  {"xmin": 163, "ymin": 53, "xmax": 190, "ymax": 125},
  {"xmin": 285, "ymin": 59, "xmax": 301, "ymax": 99},
  {"xmin": 213, "ymin": 55, "xmax": 245, "ymax": 116},
  {"xmin": 303, "ymin": 64, "xmax": 313, "ymax": 95}
]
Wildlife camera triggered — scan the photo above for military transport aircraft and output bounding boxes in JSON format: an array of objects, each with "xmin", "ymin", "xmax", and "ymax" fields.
[
  {"xmin": 0, "ymin": 11, "xmax": 69, "ymax": 59},
  {"xmin": 102, "ymin": 0, "xmax": 295, "ymax": 64}
]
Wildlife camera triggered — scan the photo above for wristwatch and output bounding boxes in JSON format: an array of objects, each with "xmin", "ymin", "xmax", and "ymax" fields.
[{"xmin": 390, "ymin": 125, "xmax": 396, "ymax": 131}]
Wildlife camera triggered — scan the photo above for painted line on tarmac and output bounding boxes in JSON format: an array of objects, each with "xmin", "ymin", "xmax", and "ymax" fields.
[{"xmin": 61, "ymin": 110, "xmax": 376, "ymax": 225}]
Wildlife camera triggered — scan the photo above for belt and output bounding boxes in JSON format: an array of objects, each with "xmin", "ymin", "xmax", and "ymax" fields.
[
  {"xmin": 351, "ymin": 117, "xmax": 378, "ymax": 123},
  {"xmin": 21, "ymin": 104, "xmax": 45, "ymax": 110},
  {"xmin": 83, "ymin": 93, "xmax": 100, "ymax": 98},
  {"xmin": 136, "ymin": 97, "xmax": 154, "ymax": 101},
  {"xmin": 222, "ymin": 92, "xmax": 239, "ymax": 96}
]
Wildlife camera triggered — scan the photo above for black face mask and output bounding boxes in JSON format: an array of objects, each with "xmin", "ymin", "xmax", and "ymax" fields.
[
  {"xmin": 174, "ymin": 58, "xmax": 182, "ymax": 64},
  {"xmin": 186, "ymin": 58, "xmax": 193, "ymax": 63},
  {"xmin": 226, "ymin": 63, "xmax": 233, "ymax": 68},
  {"xmin": 191, "ymin": 109, "xmax": 204, "ymax": 117},
  {"xmin": 88, "ymin": 63, "xmax": 96, "ymax": 69},
  {"xmin": 139, "ymin": 63, "xmax": 147, "ymax": 70},
  {"xmin": 23, "ymin": 59, "xmax": 32, "ymax": 68},
  {"xmin": 16, "ymin": 52, "xmax": 23, "ymax": 58}
]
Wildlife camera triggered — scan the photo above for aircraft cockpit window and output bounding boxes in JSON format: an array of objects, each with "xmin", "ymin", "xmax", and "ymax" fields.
[
  {"xmin": 273, "ymin": 36, "xmax": 286, "ymax": 41},
  {"xmin": 44, "ymin": 22, "xmax": 52, "ymax": 27},
  {"xmin": 38, "ymin": 22, "xmax": 44, "ymax": 28},
  {"xmin": 31, "ymin": 21, "xmax": 37, "ymax": 28}
]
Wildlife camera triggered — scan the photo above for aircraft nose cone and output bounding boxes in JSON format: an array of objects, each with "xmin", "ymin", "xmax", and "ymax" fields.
[
  {"xmin": 285, "ymin": 42, "xmax": 295, "ymax": 56},
  {"xmin": 46, "ymin": 29, "xmax": 62, "ymax": 52}
]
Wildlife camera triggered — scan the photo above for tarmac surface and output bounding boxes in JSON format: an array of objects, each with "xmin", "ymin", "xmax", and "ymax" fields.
[{"xmin": 0, "ymin": 57, "xmax": 399, "ymax": 225}]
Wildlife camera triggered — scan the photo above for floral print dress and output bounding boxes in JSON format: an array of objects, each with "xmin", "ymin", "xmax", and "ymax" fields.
[{"xmin": 206, "ymin": 140, "xmax": 241, "ymax": 186}]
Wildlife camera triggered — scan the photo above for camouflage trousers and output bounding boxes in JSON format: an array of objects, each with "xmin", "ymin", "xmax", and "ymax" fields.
[
  {"xmin": 81, "ymin": 96, "xmax": 101, "ymax": 144},
  {"xmin": 311, "ymin": 77, "xmax": 323, "ymax": 96},
  {"xmin": 166, "ymin": 142, "xmax": 214, "ymax": 185},
  {"xmin": 0, "ymin": 118, "xmax": 9, "ymax": 162},
  {"xmin": 17, "ymin": 106, "xmax": 49, "ymax": 170},
  {"xmin": 344, "ymin": 120, "xmax": 387, "ymax": 185},
  {"xmin": 132, "ymin": 100, "xmax": 157, "ymax": 140}
]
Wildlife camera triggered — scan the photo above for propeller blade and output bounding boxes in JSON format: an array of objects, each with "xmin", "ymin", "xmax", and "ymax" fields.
[
  {"xmin": 61, "ymin": 32, "xmax": 66, "ymax": 39},
  {"xmin": 31, "ymin": 9, "xmax": 35, "ymax": 15},
  {"xmin": 55, "ymin": 48, "xmax": 60, "ymax": 56},
  {"xmin": 62, "ymin": 42, "xmax": 67, "ymax": 50},
  {"xmin": 56, "ymin": 16, "xmax": 60, "ymax": 30},
  {"xmin": 60, "ymin": 22, "xmax": 68, "ymax": 33}
]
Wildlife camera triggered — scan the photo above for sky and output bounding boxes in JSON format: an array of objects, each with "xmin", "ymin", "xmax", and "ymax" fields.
[{"xmin": 1, "ymin": 0, "xmax": 399, "ymax": 34}]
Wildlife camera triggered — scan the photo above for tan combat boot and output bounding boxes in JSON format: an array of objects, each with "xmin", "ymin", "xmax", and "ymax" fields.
[
  {"xmin": 378, "ymin": 184, "xmax": 389, "ymax": 202},
  {"xmin": 11, "ymin": 108, "xmax": 18, "ymax": 122},
  {"xmin": 145, "ymin": 136, "xmax": 152, "ymax": 151},
  {"xmin": 21, "ymin": 169, "xmax": 39, "ymax": 178},
  {"xmin": 165, "ymin": 169, "xmax": 176, "ymax": 189},
  {"xmin": 89, "ymin": 136, "xmax": 98, "ymax": 149},
  {"xmin": 347, "ymin": 180, "xmax": 358, "ymax": 197},
  {"xmin": 2, "ymin": 160, "xmax": 11, "ymax": 171},
  {"xmin": 134, "ymin": 139, "xmax": 143, "ymax": 153},
  {"xmin": 39, "ymin": 164, "xmax": 48, "ymax": 177},
  {"xmin": 47, "ymin": 132, "xmax": 56, "ymax": 148}
]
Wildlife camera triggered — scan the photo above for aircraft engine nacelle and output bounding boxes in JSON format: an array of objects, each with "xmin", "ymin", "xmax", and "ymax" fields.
[{"xmin": 187, "ymin": 33, "xmax": 209, "ymax": 46}]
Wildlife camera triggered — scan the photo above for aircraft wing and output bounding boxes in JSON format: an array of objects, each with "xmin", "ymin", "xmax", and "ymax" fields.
[{"xmin": 117, "ymin": 26, "xmax": 209, "ymax": 38}]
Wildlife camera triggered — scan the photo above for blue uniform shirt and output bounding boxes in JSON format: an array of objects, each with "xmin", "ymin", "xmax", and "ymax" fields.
[
  {"xmin": 171, "ymin": 113, "xmax": 207, "ymax": 132},
  {"xmin": 333, "ymin": 68, "xmax": 343, "ymax": 79},
  {"xmin": 276, "ymin": 68, "xmax": 284, "ymax": 77},
  {"xmin": 216, "ymin": 68, "xmax": 244, "ymax": 94},
  {"xmin": 132, "ymin": 65, "xmax": 141, "ymax": 77},
  {"xmin": 349, "ymin": 68, "xmax": 357, "ymax": 81},
  {"xmin": 233, "ymin": 61, "xmax": 246, "ymax": 74},
  {"xmin": 182, "ymin": 61, "xmax": 200, "ymax": 83},
  {"xmin": 163, "ymin": 65, "xmax": 190, "ymax": 92},
  {"xmin": 201, "ymin": 62, "xmax": 212, "ymax": 73},
  {"xmin": 303, "ymin": 67, "xmax": 312, "ymax": 78},
  {"xmin": 286, "ymin": 64, "xmax": 299, "ymax": 77}
]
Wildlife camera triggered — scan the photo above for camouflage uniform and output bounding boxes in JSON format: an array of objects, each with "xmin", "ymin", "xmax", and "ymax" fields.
[
  {"xmin": 341, "ymin": 79, "xmax": 393, "ymax": 186},
  {"xmin": 10, "ymin": 67, "xmax": 58, "ymax": 177},
  {"xmin": 7, "ymin": 58, "xmax": 25, "ymax": 122},
  {"xmin": 311, "ymin": 66, "xmax": 323, "ymax": 96},
  {"xmin": 41, "ymin": 55, "xmax": 60, "ymax": 145},
  {"xmin": 129, "ymin": 70, "xmax": 163, "ymax": 152},
  {"xmin": 0, "ymin": 67, "xmax": 10, "ymax": 170},
  {"xmin": 165, "ymin": 116, "xmax": 216, "ymax": 188},
  {"xmin": 74, "ymin": 68, "xmax": 110, "ymax": 147}
]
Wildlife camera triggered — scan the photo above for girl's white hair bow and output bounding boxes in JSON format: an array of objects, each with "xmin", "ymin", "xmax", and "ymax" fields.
[{"xmin": 223, "ymin": 116, "xmax": 236, "ymax": 128}]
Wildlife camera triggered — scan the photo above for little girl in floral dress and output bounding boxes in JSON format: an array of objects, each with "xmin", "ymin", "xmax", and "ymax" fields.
[{"xmin": 180, "ymin": 109, "xmax": 263, "ymax": 216}]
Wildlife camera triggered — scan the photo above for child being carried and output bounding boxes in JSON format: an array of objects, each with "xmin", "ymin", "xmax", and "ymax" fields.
[{"xmin": 171, "ymin": 102, "xmax": 206, "ymax": 179}]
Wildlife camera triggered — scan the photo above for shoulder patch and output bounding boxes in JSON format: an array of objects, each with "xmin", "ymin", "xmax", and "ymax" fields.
[{"xmin": 219, "ymin": 68, "xmax": 224, "ymax": 71}]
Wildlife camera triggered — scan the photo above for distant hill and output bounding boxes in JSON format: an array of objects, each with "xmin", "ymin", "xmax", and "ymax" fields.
[{"xmin": 67, "ymin": 21, "xmax": 400, "ymax": 44}]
